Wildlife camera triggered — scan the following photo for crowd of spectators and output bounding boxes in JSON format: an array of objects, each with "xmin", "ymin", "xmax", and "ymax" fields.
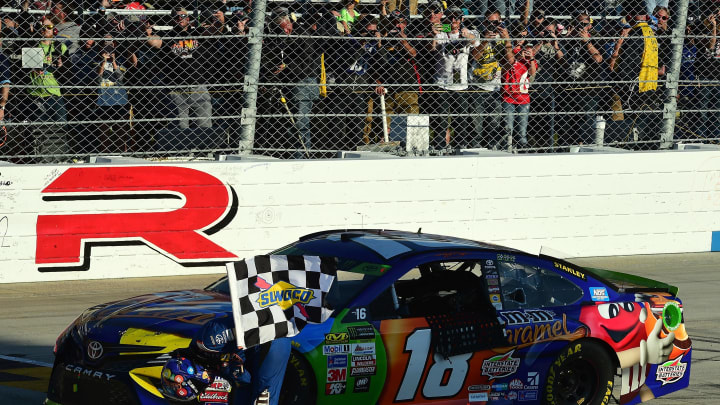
[{"xmin": 0, "ymin": 0, "xmax": 716, "ymax": 160}]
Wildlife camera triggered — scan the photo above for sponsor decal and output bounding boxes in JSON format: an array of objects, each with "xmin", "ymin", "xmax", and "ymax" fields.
[
  {"xmin": 492, "ymin": 302, "xmax": 503, "ymax": 310},
  {"xmin": 482, "ymin": 350, "xmax": 521, "ymax": 379},
  {"xmin": 468, "ymin": 384, "xmax": 491, "ymax": 392},
  {"xmin": 484, "ymin": 259, "xmax": 496, "ymax": 269},
  {"xmin": 469, "ymin": 392, "xmax": 489, "ymax": 402},
  {"xmin": 500, "ymin": 309, "xmax": 556, "ymax": 326},
  {"xmin": 351, "ymin": 356, "xmax": 376, "ymax": 367},
  {"xmin": 492, "ymin": 383, "xmax": 508, "ymax": 391},
  {"xmin": 489, "ymin": 294, "xmax": 501, "ymax": 303},
  {"xmin": 325, "ymin": 382, "xmax": 346, "ymax": 395},
  {"xmin": 519, "ymin": 390, "xmax": 538, "ymax": 401},
  {"xmin": 36, "ymin": 166, "xmax": 237, "ymax": 270},
  {"xmin": 505, "ymin": 314, "xmax": 572, "ymax": 346},
  {"xmin": 591, "ymin": 287, "xmax": 610, "ymax": 302},
  {"xmin": 207, "ymin": 377, "xmax": 232, "ymax": 392},
  {"xmin": 347, "ymin": 325, "xmax": 375, "ymax": 340},
  {"xmin": 486, "ymin": 274, "xmax": 499, "ymax": 279},
  {"xmin": 87, "ymin": 340, "xmax": 103, "ymax": 360},
  {"xmin": 497, "ymin": 253, "xmax": 515, "ymax": 262},
  {"xmin": 351, "ymin": 342, "xmax": 375, "ymax": 355},
  {"xmin": 656, "ymin": 355, "xmax": 688, "ymax": 385},
  {"xmin": 553, "ymin": 261, "xmax": 586, "ymax": 280},
  {"xmin": 488, "ymin": 286, "xmax": 500, "ymax": 293},
  {"xmin": 508, "ymin": 391, "xmax": 518, "ymax": 400},
  {"xmin": 256, "ymin": 278, "xmax": 315, "ymax": 310},
  {"xmin": 487, "ymin": 278, "xmax": 499, "ymax": 286},
  {"xmin": 325, "ymin": 332, "xmax": 350, "ymax": 344},
  {"xmin": 198, "ymin": 391, "xmax": 229, "ymax": 403},
  {"xmin": 509, "ymin": 378, "xmax": 524, "ymax": 390},
  {"xmin": 489, "ymin": 392, "xmax": 503, "ymax": 401},
  {"xmin": 527, "ymin": 371, "xmax": 539, "ymax": 387},
  {"xmin": 327, "ymin": 355, "xmax": 348, "ymax": 369},
  {"xmin": 323, "ymin": 344, "xmax": 350, "ymax": 355},
  {"xmin": 353, "ymin": 376, "xmax": 371, "ymax": 393},
  {"xmin": 327, "ymin": 367, "xmax": 347, "ymax": 383},
  {"xmin": 65, "ymin": 364, "xmax": 115, "ymax": 381},
  {"xmin": 350, "ymin": 366, "xmax": 376, "ymax": 376}
]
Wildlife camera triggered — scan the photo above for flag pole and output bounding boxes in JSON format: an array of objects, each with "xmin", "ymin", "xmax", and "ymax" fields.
[{"xmin": 226, "ymin": 262, "xmax": 246, "ymax": 349}]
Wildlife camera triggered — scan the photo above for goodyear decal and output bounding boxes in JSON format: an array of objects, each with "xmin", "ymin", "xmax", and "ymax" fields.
[
  {"xmin": 256, "ymin": 279, "xmax": 315, "ymax": 310},
  {"xmin": 553, "ymin": 262, "xmax": 586, "ymax": 281}
]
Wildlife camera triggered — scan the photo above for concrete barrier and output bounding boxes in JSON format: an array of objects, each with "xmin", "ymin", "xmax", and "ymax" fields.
[{"xmin": 2, "ymin": 149, "xmax": 720, "ymax": 283}]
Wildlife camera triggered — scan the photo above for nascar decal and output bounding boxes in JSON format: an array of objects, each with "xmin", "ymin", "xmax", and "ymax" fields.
[
  {"xmin": 591, "ymin": 287, "xmax": 610, "ymax": 302},
  {"xmin": 656, "ymin": 355, "xmax": 687, "ymax": 385},
  {"xmin": 482, "ymin": 349, "xmax": 520, "ymax": 378},
  {"xmin": 255, "ymin": 277, "xmax": 315, "ymax": 312}
]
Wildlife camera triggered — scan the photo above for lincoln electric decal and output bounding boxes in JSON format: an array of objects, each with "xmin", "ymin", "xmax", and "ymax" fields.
[{"xmin": 36, "ymin": 166, "xmax": 238, "ymax": 271}]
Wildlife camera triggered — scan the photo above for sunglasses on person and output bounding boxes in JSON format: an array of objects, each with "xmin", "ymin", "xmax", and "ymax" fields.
[
  {"xmin": 43, "ymin": 24, "xmax": 54, "ymax": 30},
  {"xmin": 176, "ymin": 14, "xmax": 188, "ymax": 20},
  {"xmin": 656, "ymin": 15, "xmax": 670, "ymax": 21}
]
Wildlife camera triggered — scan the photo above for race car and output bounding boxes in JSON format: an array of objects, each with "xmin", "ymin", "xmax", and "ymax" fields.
[{"xmin": 45, "ymin": 229, "xmax": 692, "ymax": 405}]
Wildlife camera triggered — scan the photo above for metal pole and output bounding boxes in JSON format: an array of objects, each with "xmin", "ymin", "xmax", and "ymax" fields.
[
  {"xmin": 239, "ymin": 0, "xmax": 268, "ymax": 154},
  {"xmin": 659, "ymin": 0, "xmax": 689, "ymax": 149}
]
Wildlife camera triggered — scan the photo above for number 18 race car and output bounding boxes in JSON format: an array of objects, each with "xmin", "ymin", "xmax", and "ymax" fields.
[{"xmin": 45, "ymin": 229, "xmax": 691, "ymax": 405}]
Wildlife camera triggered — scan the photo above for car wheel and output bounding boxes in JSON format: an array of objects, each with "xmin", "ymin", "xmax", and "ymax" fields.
[
  {"xmin": 279, "ymin": 351, "xmax": 316, "ymax": 405},
  {"xmin": 544, "ymin": 340, "xmax": 615, "ymax": 405}
]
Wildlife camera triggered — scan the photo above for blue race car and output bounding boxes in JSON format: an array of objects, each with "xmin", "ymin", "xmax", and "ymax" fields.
[{"xmin": 46, "ymin": 229, "xmax": 691, "ymax": 405}]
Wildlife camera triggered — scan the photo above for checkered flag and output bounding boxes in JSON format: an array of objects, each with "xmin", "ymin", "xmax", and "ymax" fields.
[{"xmin": 226, "ymin": 255, "xmax": 337, "ymax": 349}]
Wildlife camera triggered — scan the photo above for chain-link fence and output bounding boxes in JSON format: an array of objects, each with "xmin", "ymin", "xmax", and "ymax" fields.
[{"xmin": 0, "ymin": 0, "xmax": 716, "ymax": 163}]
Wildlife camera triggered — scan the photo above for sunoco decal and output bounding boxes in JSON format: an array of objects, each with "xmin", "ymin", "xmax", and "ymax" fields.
[
  {"xmin": 656, "ymin": 355, "xmax": 687, "ymax": 385},
  {"xmin": 482, "ymin": 349, "xmax": 520, "ymax": 379},
  {"xmin": 256, "ymin": 278, "xmax": 315, "ymax": 310}
]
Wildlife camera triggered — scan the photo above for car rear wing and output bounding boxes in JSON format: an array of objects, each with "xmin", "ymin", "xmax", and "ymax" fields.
[{"xmin": 582, "ymin": 267, "xmax": 679, "ymax": 296}]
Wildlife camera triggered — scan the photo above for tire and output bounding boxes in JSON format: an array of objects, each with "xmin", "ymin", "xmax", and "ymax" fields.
[
  {"xmin": 279, "ymin": 350, "xmax": 316, "ymax": 405},
  {"xmin": 544, "ymin": 340, "xmax": 615, "ymax": 405}
]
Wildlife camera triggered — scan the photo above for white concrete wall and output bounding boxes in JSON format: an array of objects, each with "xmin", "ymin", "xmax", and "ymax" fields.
[{"xmin": 2, "ymin": 150, "xmax": 720, "ymax": 283}]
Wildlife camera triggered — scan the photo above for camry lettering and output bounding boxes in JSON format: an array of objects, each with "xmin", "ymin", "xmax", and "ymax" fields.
[
  {"xmin": 36, "ymin": 166, "xmax": 237, "ymax": 270},
  {"xmin": 65, "ymin": 364, "xmax": 115, "ymax": 381}
]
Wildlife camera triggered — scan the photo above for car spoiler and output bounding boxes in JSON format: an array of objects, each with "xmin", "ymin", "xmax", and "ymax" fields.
[{"xmin": 582, "ymin": 267, "xmax": 679, "ymax": 296}]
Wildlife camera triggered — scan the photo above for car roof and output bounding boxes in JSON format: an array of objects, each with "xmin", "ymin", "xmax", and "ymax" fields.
[{"xmin": 274, "ymin": 229, "xmax": 524, "ymax": 265}]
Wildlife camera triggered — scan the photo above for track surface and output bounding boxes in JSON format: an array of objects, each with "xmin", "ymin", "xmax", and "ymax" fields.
[{"xmin": 1, "ymin": 253, "xmax": 718, "ymax": 404}]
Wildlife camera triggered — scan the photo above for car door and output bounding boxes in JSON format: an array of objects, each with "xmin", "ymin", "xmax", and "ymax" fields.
[{"xmin": 370, "ymin": 258, "xmax": 512, "ymax": 404}]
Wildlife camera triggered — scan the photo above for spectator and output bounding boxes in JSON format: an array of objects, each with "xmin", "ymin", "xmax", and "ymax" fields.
[
  {"xmin": 676, "ymin": 18, "xmax": 699, "ymax": 138},
  {"xmin": 432, "ymin": 6, "xmax": 477, "ymax": 148},
  {"xmin": 611, "ymin": 4, "xmax": 660, "ymax": 145},
  {"xmin": 499, "ymin": 28, "xmax": 537, "ymax": 149},
  {"xmin": 469, "ymin": 14, "xmax": 505, "ymax": 149},
  {"xmin": 28, "ymin": 18, "xmax": 69, "ymax": 159},
  {"xmin": 50, "ymin": 1, "xmax": 80, "ymax": 55},
  {"xmin": 97, "ymin": 33, "xmax": 131, "ymax": 152},
  {"xmin": 163, "ymin": 8, "xmax": 212, "ymax": 131},
  {"xmin": 654, "ymin": 6, "xmax": 671, "ymax": 77},
  {"xmin": 68, "ymin": 30, "xmax": 100, "ymax": 153},
  {"xmin": 557, "ymin": 12, "xmax": 603, "ymax": 145},
  {"xmin": 0, "ymin": 31, "xmax": 10, "ymax": 123},
  {"xmin": 371, "ymin": 12, "xmax": 421, "ymax": 142},
  {"xmin": 386, "ymin": 0, "xmax": 418, "ymax": 16},
  {"xmin": 696, "ymin": 5, "xmax": 720, "ymax": 138},
  {"xmin": 527, "ymin": 17, "xmax": 564, "ymax": 147},
  {"xmin": 338, "ymin": 0, "xmax": 359, "ymax": 35},
  {"xmin": 525, "ymin": 8, "xmax": 546, "ymax": 37}
]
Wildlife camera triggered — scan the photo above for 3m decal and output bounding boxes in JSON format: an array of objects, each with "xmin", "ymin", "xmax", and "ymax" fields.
[
  {"xmin": 395, "ymin": 328, "xmax": 472, "ymax": 401},
  {"xmin": 36, "ymin": 166, "xmax": 238, "ymax": 270},
  {"xmin": 482, "ymin": 350, "xmax": 520, "ymax": 379},
  {"xmin": 353, "ymin": 376, "xmax": 371, "ymax": 393},
  {"xmin": 327, "ymin": 368, "xmax": 347, "ymax": 383},
  {"xmin": 656, "ymin": 355, "xmax": 687, "ymax": 385},
  {"xmin": 325, "ymin": 332, "xmax": 350, "ymax": 344},
  {"xmin": 325, "ymin": 382, "xmax": 346, "ymax": 395}
]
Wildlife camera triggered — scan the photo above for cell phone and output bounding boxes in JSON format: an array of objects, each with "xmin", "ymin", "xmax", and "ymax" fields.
[{"xmin": 441, "ymin": 24, "xmax": 452, "ymax": 32}]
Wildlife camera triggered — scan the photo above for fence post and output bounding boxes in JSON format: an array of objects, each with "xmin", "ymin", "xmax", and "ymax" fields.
[
  {"xmin": 659, "ymin": 0, "xmax": 689, "ymax": 149},
  {"xmin": 239, "ymin": 0, "xmax": 268, "ymax": 154}
]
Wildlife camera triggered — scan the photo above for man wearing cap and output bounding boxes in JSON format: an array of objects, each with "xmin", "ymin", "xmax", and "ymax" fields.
[
  {"xmin": 468, "ymin": 11, "xmax": 505, "ymax": 148},
  {"xmin": 432, "ymin": 6, "xmax": 477, "ymax": 148},
  {"xmin": 161, "ymin": 8, "xmax": 213, "ymax": 134},
  {"xmin": 50, "ymin": 1, "xmax": 80, "ymax": 55}
]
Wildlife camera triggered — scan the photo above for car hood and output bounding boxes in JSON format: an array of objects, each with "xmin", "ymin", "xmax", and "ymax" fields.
[{"xmin": 69, "ymin": 290, "xmax": 233, "ymax": 347}]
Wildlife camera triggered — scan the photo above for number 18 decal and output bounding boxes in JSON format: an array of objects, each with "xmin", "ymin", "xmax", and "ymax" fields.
[{"xmin": 395, "ymin": 329, "xmax": 472, "ymax": 401}]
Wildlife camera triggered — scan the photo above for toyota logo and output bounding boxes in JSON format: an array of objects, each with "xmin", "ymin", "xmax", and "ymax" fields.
[{"xmin": 87, "ymin": 341, "xmax": 103, "ymax": 360}]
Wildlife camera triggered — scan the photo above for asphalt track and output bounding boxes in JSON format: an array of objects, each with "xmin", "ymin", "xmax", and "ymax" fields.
[{"xmin": 0, "ymin": 253, "xmax": 718, "ymax": 405}]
